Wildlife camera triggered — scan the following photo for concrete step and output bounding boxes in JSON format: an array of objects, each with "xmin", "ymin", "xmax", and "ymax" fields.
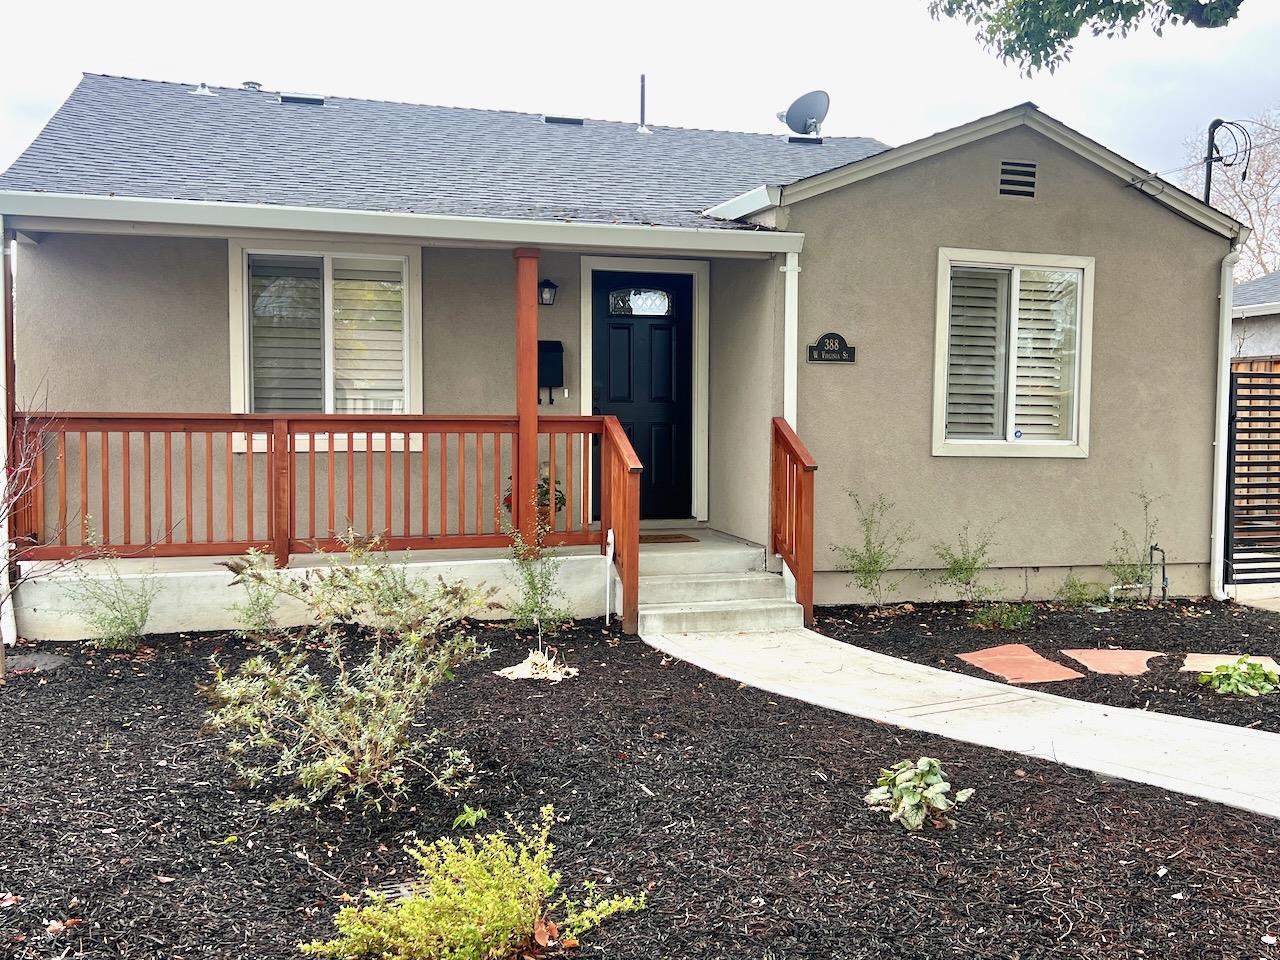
[
  {"xmin": 637, "ymin": 542, "xmax": 764, "ymax": 577},
  {"xmin": 637, "ymin": 597, "xmax": 804, "ymax": 635},
  {"xmin": 639, "ymin": 571, "xmax": 786, "ymax": 605}
]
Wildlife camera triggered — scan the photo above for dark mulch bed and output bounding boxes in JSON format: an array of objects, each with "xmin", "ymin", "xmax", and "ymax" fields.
[
  {"xmin": 815, "ymin": 599, "xmax": 1280, "ymax": 733},
  {"xmin": 3, "ymin": 622, "xmax": 1280, "ymax": 959}
]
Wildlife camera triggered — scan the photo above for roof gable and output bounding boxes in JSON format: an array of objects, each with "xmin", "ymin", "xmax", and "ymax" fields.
[{"xmin": 0, "ymin": 74, "xmax": 888, "ymax": 230}]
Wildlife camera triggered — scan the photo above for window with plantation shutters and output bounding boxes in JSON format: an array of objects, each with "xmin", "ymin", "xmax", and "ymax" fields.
[
  {"xmin": 246, "ymin": 252, "xmax": 409, "ymax": 414},
  {"xmin": 936, "ymin": 249, "xmax": 1092, "ymax": 457}
]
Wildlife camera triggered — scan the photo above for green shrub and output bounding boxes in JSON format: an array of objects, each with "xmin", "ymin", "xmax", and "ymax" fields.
[
  {"xmin": 1197, "ymin": 656, "xmax": 1279, "ymax": 697},
  {"xmin": 302, "ymin": 806, "xmax": 644, "ymax": 959},
  {"xmin": 209, "ymin": 542, "xmax": 494, "ymax": 812},
  {"xmin": 1055, "ymin": 573, "xmax": 1107, "ymax": 608},
  {"xmin": 69, "ymin": 532, "xmax": 159, "ymax": 651},
  {"xmin": 932, "ymin": 522, "xmax": 996, "ymax": 604},
  {"xmin": 864, "ymin": 757, "xmax": 975, "ymax": 831},
  {"xmin": 1105, "ymin": 486, "xmax": 1162, "ymax": 593},
  {"xmin": 228, "ymin": 547, "xmax": 280, "ymax": 640},
  {"xmin": 970, "ymin": 601, "xmax": 1034, "ymax": 630},
  {"xmin": 831, "ymin": 493, "xmax": 915, "ymax": 606},
  {"xmin": 502, "ymin": 508, "xmax": 571, "ymax": 645}
]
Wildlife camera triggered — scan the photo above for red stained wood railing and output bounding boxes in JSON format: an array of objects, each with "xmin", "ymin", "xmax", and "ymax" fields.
[
  {"xmin": 12, "ymin": 411, "xmax": 642, "ymax": 628},
  {"xmin": 770, "ymin": 416, "xmax": 817, "ymax": 626}
]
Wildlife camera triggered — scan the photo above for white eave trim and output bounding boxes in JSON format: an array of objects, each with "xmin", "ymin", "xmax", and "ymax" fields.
[
  {"xmin": 703, "ymin": 185, "xmax": 781, "ymax": 222},
  {"xmin": 777, "ymin": 104, "xmax": 1247, "ymax": 243},
  {"xmin": 0, "ymin": 190, "xmax": 806, "ymax": 255},
  {"xmin": 1234, "ymin": 301, "xmax": 1280, "ymax": 320}
]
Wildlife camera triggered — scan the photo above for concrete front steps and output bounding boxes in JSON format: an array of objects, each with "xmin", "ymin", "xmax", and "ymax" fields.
[{"xmin": 636, "ymin": 532, "xmax": 803, "ymax": 634}]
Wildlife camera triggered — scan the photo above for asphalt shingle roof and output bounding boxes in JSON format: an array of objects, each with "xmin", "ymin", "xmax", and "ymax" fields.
[
  {"xmin": 0, "ymin": 74, "xmax": 890, "ymax": 230},
  {"xmin": 1236, "ymin": 271, "xmax": 1280, "ymax": 310}
]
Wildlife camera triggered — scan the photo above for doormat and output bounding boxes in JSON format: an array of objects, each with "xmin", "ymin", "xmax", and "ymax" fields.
[{"xmin": 639, "ymin": 533, "xmax": 699, "ymax": 544}]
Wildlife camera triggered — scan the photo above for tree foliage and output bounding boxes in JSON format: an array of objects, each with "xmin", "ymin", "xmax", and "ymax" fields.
[{"xmin": 930, "ymin": 0, "xmax": 1245, "ymax": 73}]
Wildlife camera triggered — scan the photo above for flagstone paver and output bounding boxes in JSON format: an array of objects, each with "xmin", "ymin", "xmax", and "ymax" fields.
[
  {"xmin": 1180, "ymin": 653, "xmax": 1280, "ymax": 674},
  {"xmin": 957, "ymin": 643, "xmax": 1085, "ymax": 684},
  {"xmin": 1061, "ymin": 649, "xmax": 1164, "ymax": 676}
]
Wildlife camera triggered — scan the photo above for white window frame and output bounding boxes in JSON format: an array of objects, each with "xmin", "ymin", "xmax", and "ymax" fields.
[
  {"xmin": 229, "ymin": 238, "xmax": 423, "ymax": 451},
  {"xmin": 932, "ymin": 247, "xmax": 1094, "ymax": 459}
]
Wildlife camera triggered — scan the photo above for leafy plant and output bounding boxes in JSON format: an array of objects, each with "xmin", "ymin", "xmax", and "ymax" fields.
[
  {"xmin": 228, "ymin": 547, "xmax": 281, "ymax": 641},
  {"xmin": 68, "ymin": 530, "xmax": 159, "ymax": 651},
  {"xmin": 1105, "ymin": 486, "xmax": 1162, "ymax": 594},
  {"xmin": 970, "ymin": 601, "xmax": 1034, "ymax": 630},
  {"xmin": 1197, "ymin": 656, "xmax": 1279, "ymax": 697},
  {"xmin": 208, "ymin": 540, "xmax": 495, "ymax": 812},
  {"xmin": 503, "ymin": 476, "xmax": 567, "ymax": 514},
  {"xmin": 1055, "ymin": 573, "xmax": 1107, "ymax": 608},
  {"xmin": 932, "ymin": 522, "xmax": 996, "ymax": 604},
  {"xmin": 302, "ymin": 806, "xmax": 645, "ymax": 959},
  {"xmin": 452, "ymin": 804, "xmax": 489, "ymax": 830},
  {"xmin": 502, "ymin": 507, "xmax": 571, "ymax": 646},
  {"xmin": 864, "ymin": 757, "xmax": 975, "ymax": 831},
  {"xmin": 831, "ymin": 493, "xmax": 915, "ymax": 606}
]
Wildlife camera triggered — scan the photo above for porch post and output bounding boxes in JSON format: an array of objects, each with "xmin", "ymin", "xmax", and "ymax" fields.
[{"xmin": 514, "ymin": 247, "xmax": 540, "ymax": 543}]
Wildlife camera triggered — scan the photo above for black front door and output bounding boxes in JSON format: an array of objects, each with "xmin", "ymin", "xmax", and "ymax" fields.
[{"xmin": 593, "ymin": 271, "xmax": 694, "ymax": 519}]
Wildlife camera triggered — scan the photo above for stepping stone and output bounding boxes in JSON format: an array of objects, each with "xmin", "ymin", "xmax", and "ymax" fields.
[
  {"xmin": 957, "ymin": 643, "xmax": 1084, "ymax": 684},
  {"xmin": 4, "ymin": 651, "xmax": 71, "ymax": 673},
  {"xmin": 1180, "ymin": 653, "xmax": 1280, "ymax": 674},
  {"xmin": 1061, "ymin": 649, "xmax": 1165, "ymax": 676}
]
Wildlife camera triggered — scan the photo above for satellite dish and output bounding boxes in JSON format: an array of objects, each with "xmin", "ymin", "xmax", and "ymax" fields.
[{"xmin": 777, "ymin": 90, "xmax": 830, "ymax": 137}]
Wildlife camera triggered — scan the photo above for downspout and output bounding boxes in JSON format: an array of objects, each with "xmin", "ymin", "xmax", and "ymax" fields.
[
  {"xmin": 0, "ymin": 217, "xmax": 14, "ymax": 653},
  {"xmin": 1210, "ymin": 246, "xmax": 1241, "ymax": 601}
]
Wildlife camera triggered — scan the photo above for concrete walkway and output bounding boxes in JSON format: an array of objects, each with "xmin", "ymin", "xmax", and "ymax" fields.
[{"xmin": 644, "ymin": 628, "xmax": 1280, "ymax": 820}]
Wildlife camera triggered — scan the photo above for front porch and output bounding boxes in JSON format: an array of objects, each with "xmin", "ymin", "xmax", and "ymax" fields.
[{"xmin": 1, "ymin": 229, "xmax": 817, "ymax": 636}]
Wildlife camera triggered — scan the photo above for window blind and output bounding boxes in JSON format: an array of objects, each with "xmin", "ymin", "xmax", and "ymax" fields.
[
  {"xmin": 945, "ymin": 268, "xmax": 1009, "ymax": 439},
  {"xmin": 1013, "ymin": 269, "xmax": 1078, "ymax": 442},
  {"xmin": 249, "ymin": 255, "xmax": 324, "ymax": 412},
  {"xmin": 331, "ymin": 258, "xmax": 406, "ymax": 414}
]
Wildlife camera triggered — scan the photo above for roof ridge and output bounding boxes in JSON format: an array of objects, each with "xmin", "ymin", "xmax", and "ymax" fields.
[{"xmin": 77, "ymin": 72, "xmax": 884, "ymax": 143}]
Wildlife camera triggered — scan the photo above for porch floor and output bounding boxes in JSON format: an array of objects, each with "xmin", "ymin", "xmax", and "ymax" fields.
[{"xmin": 19, "ymin": 525, "xmax": 761, "ymax": 579}]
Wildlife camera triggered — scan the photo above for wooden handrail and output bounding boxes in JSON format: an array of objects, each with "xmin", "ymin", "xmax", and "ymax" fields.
[
  {"xmin": 770, "ymin": 416, "xmax": 816, "ymax": 626},
  {"xmin": 600, "ymin": 416, "xmax": 642, "ymax": 633}
]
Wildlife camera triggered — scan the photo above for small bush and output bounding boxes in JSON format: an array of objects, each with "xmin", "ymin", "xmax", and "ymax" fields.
[
  {"xmin": 302, "ymin": 806, "xmax": 645, "ymax": 959},
  {"xmin": 228, "ymin": 547, "xmax": 280, "ymax": 640},
  {"xmin": 1197, "ymin": 656, "xmax": 1279, "ymax": 697},
  {"xmin": 831, "ymin": 493, "xmax": 915, "ymax": 606},
  {"xmin": 69, "ymin": 535, "xmax": 159, "ymax": 651},
  {"xmin": 1055, "ymin": 573, "xmax": 1107, "ymax": 608},
  {"xmin": 864, "ymin": 757, "xmax": 974, "ymax": 831},
  {"xmin": 932, "ymin": 522, "xmax": 996, "ymax": 605},
  {"xmin": 1105, "ymin": 486, "xmax": 1162, "ymax": 594},
  {"xmin": 209, "ymin": 541, "xmax": 494, "ymax": 812},
  {"xmin": 970, "ymin": 601, "xmax": 1034, "ymax": 630},
  {"xmin": 503, "ymin": 507, "xmax": 571, "ymax": 645}
]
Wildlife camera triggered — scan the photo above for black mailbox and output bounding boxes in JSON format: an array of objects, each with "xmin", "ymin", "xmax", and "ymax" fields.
[{"xmin": 538, "ymin": 340, "xmax": 564, "ymax": 389}]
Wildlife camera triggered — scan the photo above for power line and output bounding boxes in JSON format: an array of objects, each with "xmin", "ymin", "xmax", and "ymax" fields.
[{"xmin": 1128, "ymin": 129, "xmax": 1280, "ymax": 191}]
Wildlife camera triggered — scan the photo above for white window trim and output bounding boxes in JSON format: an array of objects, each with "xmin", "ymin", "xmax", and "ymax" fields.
[
  {"xmin": 228, "ymin": 238, "xmax": 423, "ymax": 451},
  {"xmin": 932, "ymin": 247, "xmax": 1094, "ymax": 459}
]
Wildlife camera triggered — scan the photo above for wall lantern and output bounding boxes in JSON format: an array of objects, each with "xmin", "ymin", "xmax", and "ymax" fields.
[{"xmin": 538, "ymin": 279, "xmax": 559, "ymax": 306}]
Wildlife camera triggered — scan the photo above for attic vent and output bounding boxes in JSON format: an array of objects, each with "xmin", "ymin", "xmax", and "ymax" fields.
[
  {"xmin": 999, "ymin": 160, "xmax": 1037, "ymax": 198},
  {"xmin": 542, "ymin": 115, "xmax": 584, "ymax": 126},
  {"xmin": 280, "ymin": 92, "xmax": 326, "ymax": 106}
]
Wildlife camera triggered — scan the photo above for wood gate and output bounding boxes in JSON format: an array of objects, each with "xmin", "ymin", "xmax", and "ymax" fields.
[{"xmin": 1226, "ymin": 368, "xmax": 1280, "ymax": 584}]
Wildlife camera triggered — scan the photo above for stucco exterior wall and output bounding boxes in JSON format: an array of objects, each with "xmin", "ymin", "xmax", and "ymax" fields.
[
  {"xmin": 15, "ymin": 233, "xmax": 230, "ymax": 411},
  {"xmin": 784, "ymin": 126, "xmax": 1230, "ymax": 599},
  {"xmin": 708, "ymin": 257, "xmax": 783, "ymax": 546},
  {"xmin": 1232, "ymin": 312, "xmax": 1280, "ymax": 359}
]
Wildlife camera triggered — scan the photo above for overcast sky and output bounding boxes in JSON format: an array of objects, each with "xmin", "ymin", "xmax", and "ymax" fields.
[{"xmin": 3, "ymin": 0, "xmax": 1279, "ymax": 181}]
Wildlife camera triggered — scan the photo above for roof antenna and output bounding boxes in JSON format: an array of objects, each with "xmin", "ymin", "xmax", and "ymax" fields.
[{"xmin": 637, "ymin": 74, "xmax": 652, "ymax": 134}]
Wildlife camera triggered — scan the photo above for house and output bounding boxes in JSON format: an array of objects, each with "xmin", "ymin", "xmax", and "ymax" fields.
[
  {"xmin": 1232, "ymin": 270, "xmax": 1280, "ymax": 361},
  {"xmin": 0, "ymin": 74, "xmax": 1251, "ymax": 640}
]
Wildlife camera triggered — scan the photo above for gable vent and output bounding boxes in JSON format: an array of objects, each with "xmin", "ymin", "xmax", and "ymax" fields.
[
  {"xmin": 999, "ymin": 160, "xmax": 1037, "ymax": 198},
  {"xmin": 280, "ymin": 92, "xmax": 326, "ymax": 106}
]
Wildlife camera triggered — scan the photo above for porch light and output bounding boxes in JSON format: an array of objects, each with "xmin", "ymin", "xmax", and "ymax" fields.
[{"xmin": 538, "ymin": 279, "xmax": 559, "ymax": 306}]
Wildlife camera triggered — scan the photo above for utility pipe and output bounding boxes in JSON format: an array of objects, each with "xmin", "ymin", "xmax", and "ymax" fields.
[{"xmin": 1211, "ymin": 247, "xmax": 1241, "ymax": 601}]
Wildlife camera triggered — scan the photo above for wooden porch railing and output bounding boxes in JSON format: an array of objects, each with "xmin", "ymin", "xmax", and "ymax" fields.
[
  {"xmin": 769, "ymin": 416, "xmax": 817, "ymax": 626},
  {"xmin": 12, "ymin": 411, "xmax": 643, "ymax": 631}
]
